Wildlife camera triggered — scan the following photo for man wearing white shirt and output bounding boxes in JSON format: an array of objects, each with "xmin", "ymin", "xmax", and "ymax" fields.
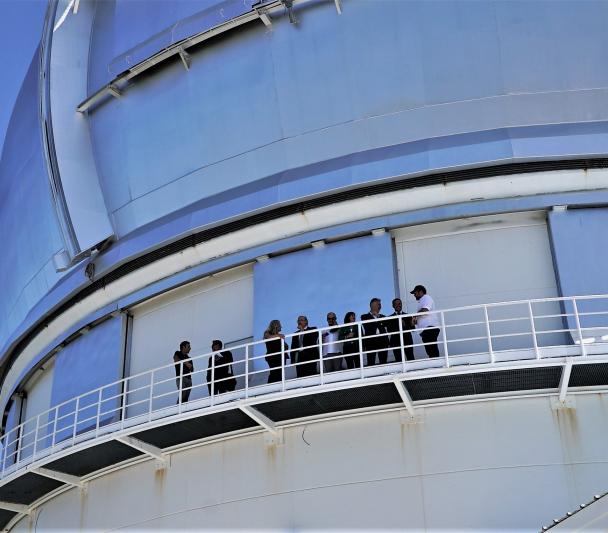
[
  {"xmin": 411, "ymin": 285, "xmax": 441, "ymax": 358},
  {"xmin": 322, "ymin": 312, "xmax": 342, "ymax": 372}
]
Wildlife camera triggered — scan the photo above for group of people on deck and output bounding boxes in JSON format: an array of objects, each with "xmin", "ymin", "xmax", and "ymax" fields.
[
  {"xmin": 173, "ymin": 285, "xmax": 440, "ymax": 397},
  {"xmin": 262, "ymin": 285, "xmax": 440, "ymax": 383}
]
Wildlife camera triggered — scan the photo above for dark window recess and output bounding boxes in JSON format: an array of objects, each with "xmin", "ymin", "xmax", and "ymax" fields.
[
  {"xmin": 256, "ymin": 383, "xmax": 401, "ymax": 421},
  {"xmin": 569, "ymin": 363, "xmax": 608, "ymax": 388},
  {"xmin": 405, "ymin": 367, "xmax": 562, "ymax": 401}
]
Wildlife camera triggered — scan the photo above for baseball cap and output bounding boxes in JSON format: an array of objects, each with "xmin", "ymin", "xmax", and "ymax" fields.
[{"xmin": 410, "ymin": 285, "xmax": 426, "ymax": 294}]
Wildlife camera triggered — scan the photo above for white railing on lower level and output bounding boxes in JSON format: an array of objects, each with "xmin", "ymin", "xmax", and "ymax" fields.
[{"xmin": 2, "ymin": 294, "xmax": 608, "ymax": 479}]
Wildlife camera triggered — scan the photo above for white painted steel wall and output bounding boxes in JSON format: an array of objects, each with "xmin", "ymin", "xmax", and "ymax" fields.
[
  {"xmin": 128, "ymin": 265, "xmax": 253, "ymax": 414},
  {"xmin": 10, "ymin": 394, "xmax": 608, "ymax": 531},
  {"xmin": 20, "ymin": 359, "xmax": 54, "ymax": 459},
  {"xmin": 393, "ymin": 212, "xmax": 564, "ymax": 356}
]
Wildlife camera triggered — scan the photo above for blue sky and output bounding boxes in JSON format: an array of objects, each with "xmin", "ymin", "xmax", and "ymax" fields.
[{"xmin": 0, "ymin": 0, "xmax": 46, "ymax": 157}]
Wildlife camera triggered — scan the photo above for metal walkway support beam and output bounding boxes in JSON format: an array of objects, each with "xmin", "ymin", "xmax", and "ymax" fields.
[
  {"xmin": 393, "ymin": 378, "xmax": 416, "ymax": 419},
  {"xmin": 559, "ymin": 358, "xmax": 574, "ymax": 403},
  {"xmin": 33, "ymin": 467, "xmax": 85, "ymax": 489},
  {"xmin": 115, "ymin": 435, "xmax": 166, "ymax": 464},
  {"xmin": 239, "ymin": 404, "xmax": 279, "ymax": 436},
  {"xmin": 0, "ymin": 501, "xmax": 29, "ymax": 514}
]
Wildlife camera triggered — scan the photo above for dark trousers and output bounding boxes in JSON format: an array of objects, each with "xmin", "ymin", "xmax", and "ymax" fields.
[
  {"xmin": 176, "ymin": 375, "xmax": 192, "ymax": 403},
  {"xmin": 420, "ymin": 328, "xmax": 441, "ymax": 358},
  {"xmin": 207, "ymin": 376, "xmax": 236, "ymax": 395},
  {"xmin": 364, "ymin": 339, "xmax": 389, "ymax": 366},
  {"xmin": 390, "ymin": 331, "xmax": 415, "ymax": 362},
  {"xmin": 295, "ymin": 349, "xmax": 319, "ymax": 377},
  {"xmin": 342, "ymin": 341, "xmax": 360, "ymax": 369},
  {"xmin": 265, "ymin": 354, "xmax": 283, "ymax": 383}
]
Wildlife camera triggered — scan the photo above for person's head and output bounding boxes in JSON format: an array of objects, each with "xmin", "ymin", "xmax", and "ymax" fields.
[
  {"xmin": 179, "ymin": 340, "xmax": 191, "ymax": 354},
  {"xmin": 369, "ymin": 298, "xmax": 381, "ymax": 314},
  {"xmin": 392, "ymin": 298, "xmax": 402, "ymax": 313},
  {"xmin": 297, "ymin": 315, "xmax": 308, "ymax": 330},
  {"xmin": 344, "ymin": 311, "xmax": 356, "ymax": 324},
  {"xmin": 211, "ymin": 339, "xmax": 223, "ymax": 351},
  {"xmin": 410, "ymin": 285, "xmax": 427, "ymax": 301},
  {"xmin": 266, "ymin": 319, "xmax": 282, "ymax": 336},
  {"xmin": 326, "ymin": 312, "xmax": 337, "ymax": 326}
]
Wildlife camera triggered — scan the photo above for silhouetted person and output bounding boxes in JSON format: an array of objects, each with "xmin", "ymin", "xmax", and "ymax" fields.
[
  {"xmin": 339, "ymin": 311, "xmax": 360, "ymax": 369},
  {"xmin": 291, "ymin": 315, "xmax": 320, "ymax": 377},
  {"xmin": 173, "ymin": 340, "xmax": 193, "ymax": 403},
  {"xmin": 411, "ymin": 285, "xmax": 441, "ymax": 358},
  {"xmin": 387, "ymin": 298, "xmax": 415, "ymax": 362},
  {"xmin": 206, "ymin": 340, "xmax": 236, "ymax": 395},
  {"xmin": 361, "ymin": 298, "xmax": 389, "ymax": 365},
  {"xmin": 322, "ymin": 312, "xmax": 342, "ymax": 372},
  {"xmin": 264, "ymin": 320, "xmax": 287, "ymax": 383}
]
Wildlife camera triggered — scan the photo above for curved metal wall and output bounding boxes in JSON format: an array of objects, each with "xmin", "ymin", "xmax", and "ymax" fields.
[
  {"xmin": 3, "ymin": 0, "xmax": 608, "ymax": 400},
  {"xmin": 9, "ymin": 395, "xmax": 608, "ymax": 531},
  {"xmin": 0, "ymin": 51, "xmax": 64, "ymax": 352},
  {"xmin": 87, "ymin": 0, "xmax": 608, "ymax": 236}
]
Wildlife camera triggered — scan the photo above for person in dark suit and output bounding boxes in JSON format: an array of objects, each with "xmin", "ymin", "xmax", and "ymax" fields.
[
  {"xmin": 339, "ymin": 311, "xmax": 361, "ymax": 369},
  {"xmin": 386, "ymin": 298, "xmax": 415, "ymax": 362},
  {"xmin": 173, "ymin": 340, "xmax": 193, "ymax": 404},
  {"xmin": 361, "ymin": 298, "xmax": 389, "ymax": 366},
  {"xmin": 291, "ymin": 315, "xmax": 320, "ymax": 377},
  {"xmin": 206, "ymin": 340, "xmax": 236, "ymax": 395}
]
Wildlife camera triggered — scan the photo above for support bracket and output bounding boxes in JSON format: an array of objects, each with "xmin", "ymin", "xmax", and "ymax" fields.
[
  {"xmin": 239, "ymin": 404, "xmax": 280, "ymax": 436},
  {"xmin": 33, "ymin": 467, "xmax": 85, "ymax": 489},
  {"xmin": 393, "ymin": 378, "xmax": 416, "ymax": 419},
  {"xmin": 558, "ymin": 358, "xmax": 574, "ymax": 403},
  {"xmin": 116, "ymin": 435, "xmax": 167, "ymax": 465},
  {"xmin": 107, "ymin": 84, "xmax": 122, "ymax": 99},
  {"xmin": 256, "ymin": 9, "xmax": 273, "ymax": 27},
  {"xmin": 177, "ymin": 47, "xmax": 191, "ymax": 70}
]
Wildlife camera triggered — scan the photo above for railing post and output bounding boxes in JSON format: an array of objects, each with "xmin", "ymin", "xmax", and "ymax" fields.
[
  {"xmin": 399, "ymin": 315, "xmax": 407, "ymax": 373},
  {"xmin": 245, "ymin": 345, "xmax": 250, "ymax": 398},
  {"xmin": 1, "ymin": 432, "xmax": 8, "ymax": 475},
  {"xmin": 528, "ymin": 301, "xmax": 540, "ymax": 359},
  {"xmin": 15, "ymin": 424, "xmax": 22, "ymax": 466},
  {"xmin": 32, "ymin": 414, "xmax": 41, "ymax": 458},
  {"xmin": 148, "ymin": 371, "xmax": 154, "ymax": 422},
  {"xmin": 358, "ymin": 323, "xmax": 365, "ymax": 379},
  {"xmin": 318, "ymin": 330, "xmax": 324, "ymax": 385},
  {"xmin": 177, "ymin": 360, "xmax": 184, "ymax": 413},
  {"xmin": 573, "ymin": 298, "xmax": 587, "ymax": 356},
  {"xmin": 95, "ymin": 388, "xmax": 102, "ymax": 437},
  {"xmin": 483, "ymin": 305, "xmax": 494, "ymax": 364},
  {"xmin": 51, "ymin": 406, "xmax": 59, "ymax": 448},
  {"xmin": 280, "ymin": 340, "xmax": 286, "ymax": 391},
  {"xmin": 440, "ymin": 311, "xmax": 450, "ymax": 368},
  {"xmin": 121, "ymin": 378, "xmax": 128, "ymax": 428},
  {"xmin": 71, "ymin": 396, "xmax": 80, "ymax": 445},
  {"xmin": 211, "ymin": 351, "xmax": 216, "ymax": 406}
]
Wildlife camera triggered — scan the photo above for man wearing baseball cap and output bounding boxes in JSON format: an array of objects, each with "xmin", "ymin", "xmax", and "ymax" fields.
[{"xmin": 410, "ymin": 285, "xmax": 441, "ymax": 358}]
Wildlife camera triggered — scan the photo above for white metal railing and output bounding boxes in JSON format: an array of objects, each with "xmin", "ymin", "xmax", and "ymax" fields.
[{"xmin": 2, "ymin": 294, "xmax": 608, "ymax": 479}]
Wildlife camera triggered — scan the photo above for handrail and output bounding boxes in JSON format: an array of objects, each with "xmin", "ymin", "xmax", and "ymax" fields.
[{"xmin": 2, "ymin": 294, "xmax": 608, "ymax": 479}]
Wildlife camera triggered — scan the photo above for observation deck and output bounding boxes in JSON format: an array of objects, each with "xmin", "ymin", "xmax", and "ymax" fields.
[{"xmin": 0, "ymin": 294, "xmax": 607, "ymax": 529}]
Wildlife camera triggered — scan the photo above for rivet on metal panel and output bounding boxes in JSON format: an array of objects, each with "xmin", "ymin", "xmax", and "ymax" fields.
[
  {"xmin": 551, "ymin": 395, "xmax": 576, "ymax": 411},
  {"xmin": 264, "ymin": 428, "xmax": 284, "ymax": 447},
  {"xmin": 400, "ymin": 408, "xmax": 424, "ymax": 425}
]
